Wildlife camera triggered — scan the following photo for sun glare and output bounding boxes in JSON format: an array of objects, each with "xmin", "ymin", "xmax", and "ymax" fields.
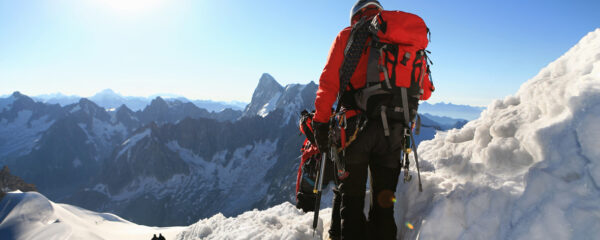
[{"xmin": 97, "ymin": 0, "xmax": 164, "ymax": 13}]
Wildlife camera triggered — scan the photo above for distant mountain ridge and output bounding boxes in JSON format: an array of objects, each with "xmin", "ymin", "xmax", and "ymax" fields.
[
  {"xmin": 31, "ymin": 89, "xmax": 248, "ymax": 112},
  {"xmin": 23, "ymin": 88, "xmax": 485, "ymax": 120},
  {"xmin": 419, "ymin": 102, "xmax": 485, "ymax": 120}
]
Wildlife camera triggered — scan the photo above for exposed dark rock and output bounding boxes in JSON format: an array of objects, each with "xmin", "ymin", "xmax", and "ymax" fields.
[{"xmin": 0, "ymin": 166, "xmax": 37, "ymax": 199}]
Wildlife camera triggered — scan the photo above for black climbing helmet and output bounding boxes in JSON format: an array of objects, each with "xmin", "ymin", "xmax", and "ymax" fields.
[{"xmin": 350, "ymin": 0, "xmax": 383, "ymax": 23}]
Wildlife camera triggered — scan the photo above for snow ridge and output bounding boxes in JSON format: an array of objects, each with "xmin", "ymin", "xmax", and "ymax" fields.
[{"xmin": 396, "ymin": 28, "xmax": 600, "ymax": 239}]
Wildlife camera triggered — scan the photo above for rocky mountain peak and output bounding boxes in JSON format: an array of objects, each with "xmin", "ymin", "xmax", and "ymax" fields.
[
  {"xmin": 148, "ymin": 97, "xmax": 169, "ymax": 109},
  {"xmin": 9, "ymin": 91, "xmax": 36, "ymax": 110},
  {"xmin": 11, "ymin": 91, "xmax": 25, "ymax": 99},
  {"xmin": 61, "ymin": 98, "xmax": 111, "ymax": 123},
  {"xmin": 116, "ymin": 104, "xmax": 132, "ymax": 113},
  {"xmin": 242, "ymin": 74, "xmax": 318, "ymax": 122},
  {"xmin": 77, "ymin": 98, "xmax": 104, "ymax": 113},
  {"xmin": 242, "ymin": 74, "xmax": 285, "ymax": 118},
  {"xmin": 257, "ymin": 73, "xmax": 282, "ymax": 90}
]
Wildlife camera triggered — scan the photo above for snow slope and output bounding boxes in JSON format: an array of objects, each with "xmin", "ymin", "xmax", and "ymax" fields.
[
  {"xmin": 0, "ymin": 191, "xmax": 330, "ymax": 240},
  {"xmin": 392, "ymin": 29, "xmax": 600, "ymax": 239},
  {"xmin": 0, "ymin": 111, "xmax": 54, "ymax": 159},
  {"xmin": 0, "ymin": 191, "xmax": 185, "ymax": 240}
]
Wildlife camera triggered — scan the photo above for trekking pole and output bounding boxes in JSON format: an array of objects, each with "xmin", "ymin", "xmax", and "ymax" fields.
[
  {"xmin": 402, "ymin": 129, "xmax": 413, "ymax": 183},
  {"xmin": 312, "ymin": 152, "xmax": 327, "ymax": 238}
]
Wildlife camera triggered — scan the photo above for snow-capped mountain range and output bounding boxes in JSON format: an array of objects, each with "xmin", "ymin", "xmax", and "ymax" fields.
[
  {"xmin": 0, "ymin": 72, "xmax": 461, "ymax": 227},
  {"xmin": 65, "ymin": 74, "xmax": 322, "ymax": 226},
  {"xmin": 0, "ymin": 93, "xmax": 241, "ymax": 200}
]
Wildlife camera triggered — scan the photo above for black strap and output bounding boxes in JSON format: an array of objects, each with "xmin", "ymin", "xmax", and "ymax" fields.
[
  {"xmin": 366, "ymin": 42, "xmax": 381, "ymax": 87},
  {"xmin": 337, "ymin": 18, "xmax": 372, "ymax": 112}
]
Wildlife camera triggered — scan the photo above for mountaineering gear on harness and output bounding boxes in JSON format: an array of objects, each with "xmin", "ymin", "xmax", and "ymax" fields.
[
  {"xmin": 311, "ymin": 111, "xmax": 366, "ymax": 238},
  {"xmin": 328, "ymin": 109, "xmax": 367, "ymax": 180}
]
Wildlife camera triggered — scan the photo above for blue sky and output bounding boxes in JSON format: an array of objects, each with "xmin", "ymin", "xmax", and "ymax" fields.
[{"xmin": 1, "ymin": 0, "xmax": 599, "ymax": 106}]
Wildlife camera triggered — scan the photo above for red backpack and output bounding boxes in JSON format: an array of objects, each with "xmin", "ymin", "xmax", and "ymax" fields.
[
  {"xmin": 371, "ymin": 11, "xmax": 433, "ymax": 95},
  {"xmin": 342, "ymin": 11, "xmax": 434, "ymax": 124}
]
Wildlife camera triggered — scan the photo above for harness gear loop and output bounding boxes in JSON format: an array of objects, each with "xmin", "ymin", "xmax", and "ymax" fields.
[{"xmin": 401, "ymin": 88, "xmax": 423, "ymax": 192}]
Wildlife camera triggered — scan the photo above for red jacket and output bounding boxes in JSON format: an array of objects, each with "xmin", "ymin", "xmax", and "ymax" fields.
[{"xmin": 313, "ymin": 26, "xmax": 434, "ymax": 123}]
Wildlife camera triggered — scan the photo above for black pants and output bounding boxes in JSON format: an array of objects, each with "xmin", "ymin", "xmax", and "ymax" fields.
[{"xmin": 338, "ymin": 120, "xmax": 403, "ymax": 240}]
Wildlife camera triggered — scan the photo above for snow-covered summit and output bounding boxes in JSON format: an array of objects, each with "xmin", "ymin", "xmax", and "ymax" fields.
[
  {"xmin": 242, "ymin": 73, "xmax": 318, "ymax": 124},
  {"xmin": 396, "ymin": 28, "xmax": 600, "ymax": 239},
  {"xmin": 243, "ymin": 73, "xmax": 285, "ymax": 118}
]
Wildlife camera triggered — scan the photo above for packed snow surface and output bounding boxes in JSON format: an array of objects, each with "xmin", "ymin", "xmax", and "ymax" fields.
[
  {"xmin": 392, "ymin": 28, "xmax": 600, "ymax": 239},
  {"xmin": 0, "ymin": 191, "xmax": 185, "ymax": 240},
  {"xmin": 0, "ymin": 191, "xmax": 329, "ymax": 240},
  {"xmin": 176, "ymin": 203, "xmax": 329, "ymax": 240}
]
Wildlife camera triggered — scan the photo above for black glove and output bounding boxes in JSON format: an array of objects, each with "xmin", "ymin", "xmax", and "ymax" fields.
[{"xmin": 312, "ymin": 121, "xmax": 330, "ymax": 153}]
